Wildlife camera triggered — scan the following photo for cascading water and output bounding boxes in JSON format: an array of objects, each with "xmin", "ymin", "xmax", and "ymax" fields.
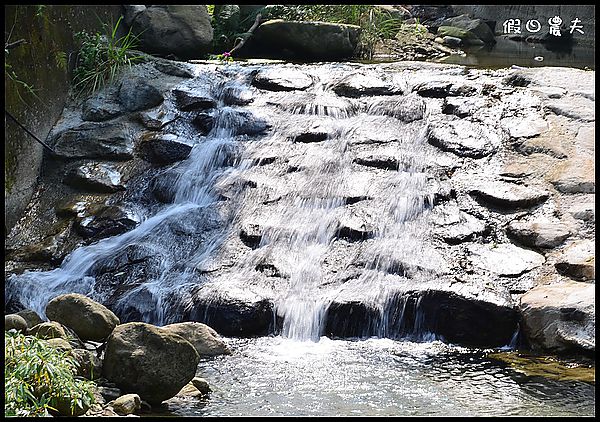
[
  {"xmin": 5, "ymin": 61, "xmax": 594, "ymax": 417},
  {"xmin": 5, "ymin": 67, "xmax": 258, "ymax": 324},
  {"xmin": 6, "ymin": 63, "xmax": 487, "ymax": 343}
]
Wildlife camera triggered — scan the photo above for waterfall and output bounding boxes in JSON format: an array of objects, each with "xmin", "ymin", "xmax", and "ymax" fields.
[
  {"xmin": 6, "ymin": 63, "xmax": 440, "ymax": 342},
  {"xmin": 5, "ymin": 65, "xmax": 256, "ymax": 323}
]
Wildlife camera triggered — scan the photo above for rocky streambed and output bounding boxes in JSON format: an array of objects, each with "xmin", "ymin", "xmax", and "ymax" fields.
[{"xmin": 5, "ymin": 58, "xmax": 595, "ymax": 368}]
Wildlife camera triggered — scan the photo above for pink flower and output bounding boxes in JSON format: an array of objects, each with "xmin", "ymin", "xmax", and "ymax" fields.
[{"xmin": 222, "ymin": 51, "xmax": 231, "ymax": 57}]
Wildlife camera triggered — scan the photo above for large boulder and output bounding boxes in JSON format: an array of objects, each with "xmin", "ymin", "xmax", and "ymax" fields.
[
  {"xmin": 244, "ymin": 19, "xmax": 360, "ymax": 60},
  {"xmin": 102, "ymin": 322, "xmax": 200, "ymax": 405},
  {"xmin": 118, "ymin": 78, "xmax": 163, "ymax": 112},
  {"xmin": 124, "ymin": 5, "xmax": 213, "ymax": 59},
  {"xmin": 51, "ymin": 121, "xmax": 134, "ymax": 160},
  {"xmin": 5, "ymin": 314, "xmax": 28, "ymax": 333},
  {"xmin": 520, "ymin": 281, "xmax": 595, "ymax": 354},
  {"xmin": 161, "ymin": 322, "xmax": 231, "ymax": 356},
  {"xmin": 438, "ymin": 14, "xmax": 496, "ymax": 44},
  {"xmin": 45, "ymin": 293, "xmax": 120, "ymax": 342},
  {"xmin": 16, "ymin": 309, "xmax": 44, "ymax": 328}
]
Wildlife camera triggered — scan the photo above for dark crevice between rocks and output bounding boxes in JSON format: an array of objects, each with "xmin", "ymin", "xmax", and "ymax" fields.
[
  {"xmin": 187, "ymin": 298, "xmax": 275, "ymax": 337},
  {"xmin": 324, "ymin": 290, "xmax": 520, "ymax": 348},
  {"xmin": 240, "ymin": 228, "xmax": 262, "ymax": 249}
]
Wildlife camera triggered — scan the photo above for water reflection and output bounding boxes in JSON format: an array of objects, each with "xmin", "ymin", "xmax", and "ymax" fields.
[
  {"xmin": 438, "ymin": 36, "xmax": 595, "ymax": 70},
  {"xmin": 157, "ymin": 337, "xmax": 595, "ymax": 417}
]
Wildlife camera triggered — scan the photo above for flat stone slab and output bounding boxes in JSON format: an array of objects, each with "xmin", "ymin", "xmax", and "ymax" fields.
[
  {"xmin": 467, "ymin": 243, "xmax": 545, "ymax": 277},
  {"xmin": 501, "ymin": 114, "xmax": 549, "ymax": 139},
  {"xmin": 172, "ymin": 88, "xmax": 216, "ymax": 111},
  {"xmin": 430, "ymin": 204, "xmax": 486, "ymax": 244},
  {"xmin": 554, "ymin": 240, "xmax": 595, "ymax": 281},
  {"xmin": 332, "ymin": 73, "xmax": 403, "ymax": 97},
  {"xmin": 252, "ymin": 68, "xmax": 313, "ymax": 91},
  {"xmin": 545, "ymin": 96, "xmax": 595, "ymax": 122},
  {"xmin": 507, "ymin": 217, "xmax": 573, "ymax": 248},
  {"xmin": 442, "ymin": 96, "xmax": 487, "ymax": 118},
  {"xmin": 469, "ymin": 180, "xmax": 550, "ymax": 208},
  {"xmin": 366, "ymin": 93, "xmax": 426, "ymax": 122},
  {"xmin": 138, "ymin": 133, "xmax": 195, "ymax": 164},
  {"xmin": 520, "ymin": 281, "xmax": 595, "ymax": 353},
  {"xmin": 64, "ymin": 163, "xmax": 125, "ymax": 193},
  {"xmin": 546, "ymin": 156, "xmax": 595, "ymax": 194},
  {"xmin": 427, "ymin": 119, "xmax": 501, "ymax": 158}
]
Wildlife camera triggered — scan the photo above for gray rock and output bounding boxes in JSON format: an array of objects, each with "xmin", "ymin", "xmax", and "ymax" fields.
[
  {"xmin": 467, "ymin": 243, "xmax": 545, "ymax": 277},
  {"xmin": 16, "ymin": 309, "xmax": 44, "ymax": 328},
  {"xmin": 172, "ymin": 88, "xmax": 216, "ymax": 112},
  {"xmin": 46, "ymin": 293, "xmax": 120, "ymax": 342},
  {"xmin": 500, "ymin": 114, "xmax": 549, "ymax": 139},
  {"xmin": 545, "ymin": 96, "xmax": 595, "ymax": 122},
  {"xmin": 46, "ymin": 337, "xmax": 74, "ymax": 352},
  {"xmin": 124, "ymin": 5, "xmax": 213, "ymax": 59},
  {"xmin": 413, "ymin": 80, "xmax": 453, "ymax": 98},
  {"xmin": 248, "ymin": 19, "xmax": 360, "ymax": 60},
  {"xmin": 442, "ymin": 96, "xmax": 486, "ymax": 118},
  {"xmin": 75, "ymin": 205, "xmax": 140, "ymax": 240},
  {"xmin": 161, "ymin": 322, "xmax": 231, "ymax": 356},
  {"xmin": 554, "ymin": 240, "xmax": 595, "ymax": 281},
  {"xmin": 153, "ymin": 59, "xmax": 195, "ymax": 78},
  {"xmin": 431, "ymin": 205, "xmax": 486, "ymax": 244},
  {"xmin": 98, "ymin": 387, "xmax": 122, "ymax": 402},
  {"xmin": 72, "ymin": 348, "xmax": 103, "ymax": 380},
  {"xmin": 28, "ymin": 321, "xmax": 68, "ymax": 339},
  {"xmin": 82, "ymin": 94, "xmax": 122, "ymax": 122},
  {"xmin": 252, "ymin": 67, "xmax": 313, "ymax": 91},
  {"xmin": 507, "ymin": 218, "xmax": 572, "ymax": 248},
  {"xmin": 64, "ymin": 162, "xmax": 125, "ymax": 193},
  {"xmin": 367, "ymin": 93, "xmax": 426, "ymax": 122},
  {"xmin": 118, "ymin": 78, "xmax": 163, "ymax": 112},
  {"xmin": 441, "ymin": 35, "xmax": 463, "ymax": 47},
  {"xmin": 102, "ymin": 322, "xmax": 200, "ymax": 404},
  {"xmin": 427, "ymin": 119, "xmax": 501, "ymax": 158},
  {"xmin": 112, "ymin": 394, "xmax": 141, "ymax": 416},
  {"xmin": 332, "ymin": 73, "xmax": 403, "ymax": 97},
  {"xmin": 138, "ymin": 133, "xmax": 194, "ymax": 164},
  {"xmin": 567, "ymin": 199, "xmax": 595, "ymax": 222},
  {"xmin": 52, "ymin": 121, "xmax": 134, "ymax": 160},
  {"xmin": 469, "ymin": 180, "xmax": 550, "ymax": 208},
  {"xmin": 5, "ymin": 314, "xmax": 28, "ymax": 332},
  {"xmin": 191, "ymin": 377, "xmax": 211, "ymax": 395},
  {"xmin": 293, "ymin": 120, "xmax": 337, "ymax": 143},
  {"xmin": 137, "ymin": 104, "xmax": 179, "ymax": 131},
  {"xmin": 9, "ymin": 224, "xmax": 72, "ymax": 265},
  {"xmin": 547, "ymin": 157, "xmax": 595, "ymax": 194},
  {"xmin": 520, "ymin": 281, "xmax": 595, "ymax": 353},
  {"xmin": 439, "ymin": 14, "xmax": 496, "ymax": 44}
]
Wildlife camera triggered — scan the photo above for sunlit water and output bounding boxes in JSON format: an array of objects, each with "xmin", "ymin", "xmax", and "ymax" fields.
[{"xmin": 154, "ymin": 336, "xmax": 594, "ymax": 417}]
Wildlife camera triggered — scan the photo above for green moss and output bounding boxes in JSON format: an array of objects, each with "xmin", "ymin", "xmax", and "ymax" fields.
[{"xmin": 487, "ymin": 351, "xmax": 595, "ymax": 384}]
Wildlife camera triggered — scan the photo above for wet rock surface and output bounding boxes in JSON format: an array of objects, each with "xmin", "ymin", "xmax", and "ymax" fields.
[
  {"xmin": 5, "ymin": 60, "xmax": 595, "ymax": 355},
  {"xmin": 520, "ymin": 281, "xmax": 595, "ymax": 354},
  {"xmin": 64, "ymin": 162, "xmax": 126, "ymax": 193}
]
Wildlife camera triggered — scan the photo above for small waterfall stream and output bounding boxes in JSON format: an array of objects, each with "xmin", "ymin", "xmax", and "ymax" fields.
[{"xmin": 4, "ymin": 61, "xmax": 595, "ymax": 417}]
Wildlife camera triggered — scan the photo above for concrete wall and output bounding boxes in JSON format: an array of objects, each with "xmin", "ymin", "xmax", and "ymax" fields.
[
  {"xmin": 4, "ymin": 5, "xmax": 124, "ymax": 236},
  {"xmin": 451, "ymin": 5, "xmax": 595, "ymax": 45}
]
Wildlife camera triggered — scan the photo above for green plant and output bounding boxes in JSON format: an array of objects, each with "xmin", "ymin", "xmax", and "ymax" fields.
[
  {"xmin": 5, "ymin": 330, "xmax": 96, "ymax": 417},
  {"xmin": 72, "ymin": 15, "xmax": 143, "ymax": 97}
]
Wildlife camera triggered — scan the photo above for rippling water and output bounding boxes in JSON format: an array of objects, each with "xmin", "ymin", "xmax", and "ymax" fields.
[{"xmin": 156, "ymin": 337, "xmax": 595, "ymax": 417}]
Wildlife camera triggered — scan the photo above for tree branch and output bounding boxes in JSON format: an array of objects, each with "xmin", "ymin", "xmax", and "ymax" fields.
[
  {"xmin": 5, "ymin": 39, "xmax": 27, "ymax": 50},
  {"xmin": 228, "ymin": 13, "xmax": 262, "ymax": 56}
]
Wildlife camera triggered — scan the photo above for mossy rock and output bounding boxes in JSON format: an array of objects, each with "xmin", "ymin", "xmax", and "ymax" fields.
[
  {"xmin": 436, "ymin": 26, "xmax": 484, "ymax": 45},
  {"xmin": 488, "ymin": 352, "xmax": 595, "ymax": 384}
]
